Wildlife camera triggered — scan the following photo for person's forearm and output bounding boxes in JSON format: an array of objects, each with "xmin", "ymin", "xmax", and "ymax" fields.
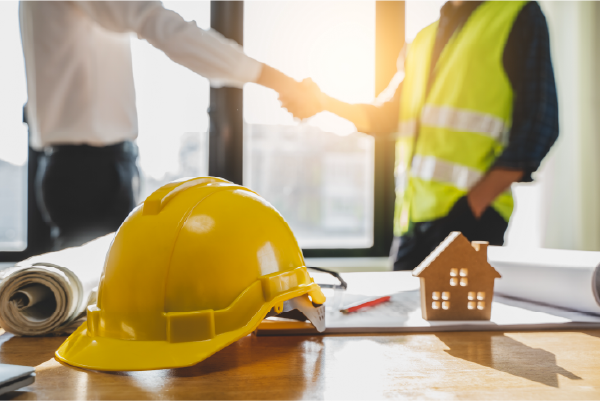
[
  {"xmin": 320, "ymin": 94, "xmax": 373, "ymax": 132},
  {"xmin": 320, "ymin": 94, "xmax": 398, "ymax": 134},
  {"xmin": 255, "ymin": 64, "xmax": 299, "ymax": 94},
  {"xmin": 74, "ymin": 2, "xmax": 263, "ymax": 88},
  {"xmin": 467, "ymin": 168, "xmax": 524, "ymax": 218}
]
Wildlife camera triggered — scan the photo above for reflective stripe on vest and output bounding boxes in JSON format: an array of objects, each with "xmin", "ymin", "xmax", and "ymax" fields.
[
  {"xmin": 411, "ymin": 155, "xmax": 482, "ymax": 190},
  {"xmin": 395, "ymin": 155, "xmax": 480, "ymax": 195},
  {"xmin": 396, "ymin": 155, "xmax": 513, "ymax": 195},
  {"xmin": 421, "ymin": 105, "xmax": 508, "ymax": 143},
  {"xmin": 396, "ymin": 105, "xmax": 508, "ymax": 141}
]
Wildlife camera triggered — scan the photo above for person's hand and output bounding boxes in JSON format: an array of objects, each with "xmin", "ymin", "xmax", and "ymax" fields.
[
  {"xmin": 279, "ymin": 78, "xmax": 324, "ymax": 120},
  {"xmin": 255, "ymin": 65, "xmax": 324, "ymax": 119}
]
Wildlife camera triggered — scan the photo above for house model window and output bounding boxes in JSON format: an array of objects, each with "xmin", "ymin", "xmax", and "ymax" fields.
[
  {"xmin": 431, "ymin": 291, "xmax": 450, "ymax": 310},
  {"xmin": 450, "ymin": 268, "xmax": 469, "ymax": 286},
  {"xmin": 412, "ymin": 232, "xmax": 501, "ymax": 321}
]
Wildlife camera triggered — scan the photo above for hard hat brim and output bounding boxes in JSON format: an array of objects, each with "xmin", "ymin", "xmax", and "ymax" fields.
[
  {"xmin": 55, "ymin": 288, "xmax": 321, "ymax": 371},
  {"xmin": 55, "ymin": 323, "xmax": 248, "ymax": 371}
]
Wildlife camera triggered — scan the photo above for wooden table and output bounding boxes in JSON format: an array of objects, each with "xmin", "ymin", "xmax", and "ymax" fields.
[{"xmin": 2, "ymin": 328, "xmax": 600, "ymax": 399}]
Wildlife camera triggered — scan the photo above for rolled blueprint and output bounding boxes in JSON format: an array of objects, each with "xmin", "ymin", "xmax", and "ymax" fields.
[
  {"xmin": 0, "ymin": 234, "xmax": 113, "ymax": 336},
  {"xmin": 488, "ymin": 246, "xmax": 600, "ymax": 314}
]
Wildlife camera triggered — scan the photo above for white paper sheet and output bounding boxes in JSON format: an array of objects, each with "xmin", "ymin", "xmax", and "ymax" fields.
[
  {"xmin": 488, "ymin": 246, "xmax": 600, "ymax": 314},
  {"xmin": 0, "ymin": 234, "xmax": 113, "ymax": 336},
  {"xmin": 307, "ymin": 271, "xmax": 600, "ymax": 334}
]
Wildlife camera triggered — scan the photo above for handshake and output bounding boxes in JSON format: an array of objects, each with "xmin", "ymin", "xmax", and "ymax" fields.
[{"xmin": 278, "ymin": 78, "xmax": 326, "ymax": 120}]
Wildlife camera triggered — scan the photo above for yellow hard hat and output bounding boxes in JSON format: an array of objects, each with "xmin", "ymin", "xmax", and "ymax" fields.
[{"xmin": 55, "ymin": 177, "xmax": 326, "ymax": 371}]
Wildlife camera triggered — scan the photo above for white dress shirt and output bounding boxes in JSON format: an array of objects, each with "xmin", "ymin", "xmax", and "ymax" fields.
[{"xmin": 19, "ymin": 1, "xmax": 263, "ymax": 150}]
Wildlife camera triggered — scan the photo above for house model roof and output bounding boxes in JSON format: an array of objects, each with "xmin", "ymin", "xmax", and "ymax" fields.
[{"xmin": 412, "ymin": 231, "xmax": 501, "ymax": 278}]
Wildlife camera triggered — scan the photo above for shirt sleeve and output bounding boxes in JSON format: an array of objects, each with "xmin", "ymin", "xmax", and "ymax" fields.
[
  {"xmin": 69, "ymin": 1, "xmax": 263, "ymax": 88},
  {"xmin": 492, "ymin": 1, "xmax": 559, "ymax": 182}
]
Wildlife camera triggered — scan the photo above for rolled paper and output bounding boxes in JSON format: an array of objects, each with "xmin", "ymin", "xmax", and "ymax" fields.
[
  {"xmin": 489, "ymin": 246, "xmax": 600, "ymax": 314},
  {"xmin": 0, "ymin": 234, "xmax": 113, "ymax": 336}
]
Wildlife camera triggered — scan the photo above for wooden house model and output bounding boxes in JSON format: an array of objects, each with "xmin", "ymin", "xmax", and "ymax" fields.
[{"xmin": 412, "ymin": 232, "xmax": 501, "ymax": 320}]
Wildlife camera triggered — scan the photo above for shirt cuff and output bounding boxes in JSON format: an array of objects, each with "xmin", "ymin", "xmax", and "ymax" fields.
[{"xmin": 489, "ymin": 160, "xmax": 535, "ymax": 183}]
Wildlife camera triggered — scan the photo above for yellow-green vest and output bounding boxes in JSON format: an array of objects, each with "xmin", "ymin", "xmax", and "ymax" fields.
[{"xmin": 394, "ymin": 1, "xmax": 528, "ymax": 236}]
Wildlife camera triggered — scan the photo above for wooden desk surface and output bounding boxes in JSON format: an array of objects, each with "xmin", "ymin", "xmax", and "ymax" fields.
[{"xmin": 2, "ymin": 328, "xmax": 600, "ymax": 400}]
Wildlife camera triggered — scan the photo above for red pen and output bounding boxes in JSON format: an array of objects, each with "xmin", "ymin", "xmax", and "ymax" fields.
[{"xmin": 341, "ymin": 296, "xmax": 392, "ymax": 313}]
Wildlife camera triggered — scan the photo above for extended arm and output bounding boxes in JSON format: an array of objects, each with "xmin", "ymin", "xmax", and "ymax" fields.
[
  {"xmin": 255, "ymin": 65, "xmax": 308, "ymax": 99},
  {"xmin": 318, "ymin": 93, "xmax": 399, "ymax": 134},
  {"xmin": 70, "ymin": 1, "xmax": 287, "ymax": 89},
  {"xmin": 281, "ymin": 78, "xmax": 400, "ymax": 134}
]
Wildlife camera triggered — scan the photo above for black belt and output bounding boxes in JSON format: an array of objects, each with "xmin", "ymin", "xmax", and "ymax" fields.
[{"xmin": 45, "ymin": 141, "xmax": 137, "ymax": 157}]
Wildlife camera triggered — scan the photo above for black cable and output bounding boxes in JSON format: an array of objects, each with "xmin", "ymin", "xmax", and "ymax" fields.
[{"xmin": 306, "ymin": 266, "xmax": 348, "ymax": 290}]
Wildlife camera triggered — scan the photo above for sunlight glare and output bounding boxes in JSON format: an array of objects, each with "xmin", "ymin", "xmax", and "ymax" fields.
[{"xmin": 243, "ymin": 1, "xmax": 375, "ymax": 135}]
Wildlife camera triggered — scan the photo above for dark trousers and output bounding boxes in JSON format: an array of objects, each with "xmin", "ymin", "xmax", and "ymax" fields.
[
  {"xmin": 390, "ymin": 196, "xmax": 508, "ymax": 271},
  {"xmin": 36, "ymin": 141, "xmax": 139, "ymax": 249}
]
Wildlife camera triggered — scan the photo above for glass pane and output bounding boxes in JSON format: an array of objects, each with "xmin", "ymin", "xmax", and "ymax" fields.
[
  {"xmin": 131, "ymin": 1, "xmax": 211, "ymax": 200},
  {"xmin": 244, "ymin": 1, "xmax": 376, "ymax": 249},
  {"xmin": 0, "ymin": 2, "xmax": 28, "ymax": 251},
  {"xmin": 406, "ymin": 1, "xmax": 445, "ymax": 43}
]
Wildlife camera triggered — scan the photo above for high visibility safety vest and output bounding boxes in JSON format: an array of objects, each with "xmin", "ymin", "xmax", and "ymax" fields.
[{"xmin": 394, "ymin": 1, "xmax": 528, "ymax": 236}]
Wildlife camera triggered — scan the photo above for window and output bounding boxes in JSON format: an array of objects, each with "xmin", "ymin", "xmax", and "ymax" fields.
[
  {"xmin": 459, "ymin": 267, "xmax": 468, "ymax": 286},
  {"xmin": 2, "ymin": 1, "xmax": 402, "ymax": 259},
  {"xmin": 0, "ymin": 2, "xmax": 27, "ymax": 252},
  {"xmin": 468, "ymin": 292, "xmax": 486, "ymax": 310},
  {"xmin": 243, "ymin": 1, "xmax": 376, "ymax": 250},
  {"xmin": 432, "ymin": 290, "xmax": 449, "ymax": 310},
  {"xmin": 433, "ymin": 291, "xmax": 450, "ymax": 299},
  {"xmin": 405, "ymin": 1, "xmax": 445, "ymax": 43},
  {"xmin": 132, "ymin": 1, "xmax": 211, "ymax": 200},
  {"xmin": 450, "ymin": 267, "xmax": 460, "ymax": 286}
]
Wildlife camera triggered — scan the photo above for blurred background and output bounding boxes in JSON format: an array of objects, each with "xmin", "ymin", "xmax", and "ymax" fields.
[{"xmin": 1, "ymin": 1, "xmax": 599, "ymax": 258}]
